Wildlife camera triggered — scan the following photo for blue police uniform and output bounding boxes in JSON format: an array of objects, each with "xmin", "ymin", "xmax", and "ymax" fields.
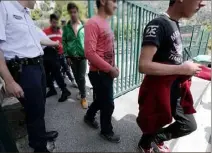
[{"xmin": 0, "ymin": 1, "xmax": 57, "ymax": 151}]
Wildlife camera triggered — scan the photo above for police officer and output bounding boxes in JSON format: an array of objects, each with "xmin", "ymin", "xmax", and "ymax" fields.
[{"xmin": 0, "ymin": 1, "xmax": 58, "ymax": 152}]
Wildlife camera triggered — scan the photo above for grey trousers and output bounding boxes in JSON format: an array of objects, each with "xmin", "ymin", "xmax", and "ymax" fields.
[
  {"xmin": 139, "ymin": 80, "xmax": 197, "ymax": 149},
  {"xmin": 70, "ymin": 58, "xmax": 87, "ymax": 99}
]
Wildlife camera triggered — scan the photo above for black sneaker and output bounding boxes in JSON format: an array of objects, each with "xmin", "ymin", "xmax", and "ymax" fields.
[
  {"xmin": 58, "ymin": 88, "xmax": 71, "ymax": 102},
  {"xmin": 84, "ymin": 115, "xmax": 99, "ymax": 129},
  {"xmin": 100, "ymin": 132, "xmax": 121, "ymax": 143},
  {"xmin": 46, "ymin": 89, "xmax": 57, "ymax": 98}
]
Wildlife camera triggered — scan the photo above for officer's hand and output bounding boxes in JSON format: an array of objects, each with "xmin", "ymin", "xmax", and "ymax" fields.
[
  {"xmin": 5, "ymin": 81, "xmax": 24, "ymax": 98},
  {"xmin": 55, "ymin": 40, "xmax": 60, "ymax": 47}
]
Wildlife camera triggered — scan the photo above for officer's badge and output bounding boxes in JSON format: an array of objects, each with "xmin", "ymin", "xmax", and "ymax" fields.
[{"xmin": 13, "ymin": 15, "xmax": 23, "ymax": 20}]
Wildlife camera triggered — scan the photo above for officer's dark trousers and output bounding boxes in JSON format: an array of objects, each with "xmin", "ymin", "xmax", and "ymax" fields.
[
  {"xmin": 0, "ymin": 106, "xmax": 18, "ymax": 152},
  {"xmin": 86, "ymin": 72, "xmax": 114, "ymax": 135},
  {"xmin": 14, "ymin": 64, "xmax": 47, "ymax": 149},
  {"xmin": 139, "ymin": 80, "xmax": 197, "ymax": 149}
]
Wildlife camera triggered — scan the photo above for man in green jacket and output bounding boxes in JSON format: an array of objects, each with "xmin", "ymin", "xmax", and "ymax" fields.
[{"xmin": 62, "ymin": 2, "xmax": 88, "ymax": 109}]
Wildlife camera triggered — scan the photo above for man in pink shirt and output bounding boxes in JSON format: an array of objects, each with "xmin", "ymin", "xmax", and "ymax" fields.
[{"xmin": 84, "ymin": 0, "xmax": 120, "ymax": 143}]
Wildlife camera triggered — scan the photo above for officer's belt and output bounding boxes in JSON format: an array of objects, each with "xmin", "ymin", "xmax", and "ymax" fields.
[{"xmin": 6, "ymin": 56, "xmax": 43, "ymax": 66}]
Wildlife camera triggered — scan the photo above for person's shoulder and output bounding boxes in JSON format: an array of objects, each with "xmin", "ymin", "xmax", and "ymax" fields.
[
  {"xmin": 147, "ymin": 16, "xmax": 167, "ymax": 27},
  {"xmin": 85, "ymin": 16, "xmax": 100, "ymax": 28},
  {"xmin": 43, "ymin": 27, "xmax": 51, "ymax": 33},
  {"xmin": 0, "ymin": 1, "xmax": 9, "ymax": 12}
]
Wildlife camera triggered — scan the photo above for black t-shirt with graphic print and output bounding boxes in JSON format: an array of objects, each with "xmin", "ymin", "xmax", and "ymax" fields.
[{"xmin": 142, "ymin": 14, "xmax": 183, "ymax": 65}]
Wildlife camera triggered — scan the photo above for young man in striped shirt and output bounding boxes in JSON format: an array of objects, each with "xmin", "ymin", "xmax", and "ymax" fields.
[{"xmin": 43, "ymin": 14, "xmax": 73, "ymax": 102}]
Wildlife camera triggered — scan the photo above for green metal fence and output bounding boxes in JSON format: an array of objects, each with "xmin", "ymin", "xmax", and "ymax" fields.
[{"xmin": 87, "ymin": 0, "xmax": 210, "ymax": 98}]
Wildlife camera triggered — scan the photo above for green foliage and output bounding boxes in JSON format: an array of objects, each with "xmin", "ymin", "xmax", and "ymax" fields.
[
  {"xmin": 39, "ymin": 2, "xmax": 51, "ymax": 12},
  {"xmin": 203, "ymin": 22, "xmax": 212, "ymax": 51},
  {"xmin": 31, "ymin": 8, "xmax": 42, "ymax": 20},
  {"xmin": 114, "ymin": 23, "xmax": 132, "ymax": 41}
]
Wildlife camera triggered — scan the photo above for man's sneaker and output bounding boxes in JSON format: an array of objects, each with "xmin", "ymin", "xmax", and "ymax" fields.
[
  {"xmin": 46, "ymin": 89, "xmax": 57, "ymax": 98},
  {"xmin": 138, "ymin": 145, "xmax": 154, "ymax": 153},
  {"xmin": 81, "ymin": 98, "xmax": 88, "ymax": 109},
  {"xmin": 84, "ymin": 115, "xmax": 99, "ymax": 129},
  {"xmin": 100, "ymin": 133, "xmax": 121, "ymax": 143},
  {"xmin": 58, "ymin": 88, "xmax": 71, "ymax": 102},
  {"xmin": 151, "ymin": 142, "xmax": 170, "ymax": 152}
]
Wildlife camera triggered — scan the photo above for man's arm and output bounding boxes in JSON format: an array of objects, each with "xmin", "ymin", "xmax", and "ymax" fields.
[
  {"xmin": 62, "ymin": 26, "xmax": 68, "ymax": 56},
  {"xmin": 139, "ymin": 46, "xmax": 183, "ymax": 75},
  {"xmin": 0, "ymin": 51, "xmax": 14, "ymax": 84},
  {"xmin": 36, "ymin": 27, "xmax": 59, "ymax": 47},
  {"xmin": 40, "ymin": 38, "xmax": 59, "ymax": 47},
  {"xmin": 0, "ymin": 2, "xmax": 24, "ymax": 98},
  {"xmin": 84, "ymin": 21, "xmax": 112, "ymax": 73}
]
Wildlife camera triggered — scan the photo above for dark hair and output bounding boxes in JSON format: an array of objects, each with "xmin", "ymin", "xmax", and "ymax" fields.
[
  {"xmin": 67, "ymin": 2, "xmax": 79, "ymax": 11},
  {"xmin": 169, "ymin": 0, "xmax": 176, "ymax": 6},
  {"xmin": 96, "ymin": 0, "xmax": 101, "ymax": 9},
  {"xmin": 50, "ymin": 13, "xmax": 59, "ymax": 21}
]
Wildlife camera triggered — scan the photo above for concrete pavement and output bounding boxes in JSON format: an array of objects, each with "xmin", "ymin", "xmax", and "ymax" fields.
[{"xmin": 16, "ymin": 76, "xmax": 210, "ymax": 152}]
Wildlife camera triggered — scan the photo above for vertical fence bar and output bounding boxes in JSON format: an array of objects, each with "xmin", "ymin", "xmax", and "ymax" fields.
[
  {"xmin": 188, "ymin": 26, "xmax": 195, "ymax": 51},
  {"xmin": 139, "ymin": 8, "xmax": 145, "ymax": 83},
  {"xmin": 116, "ymin": 0, "xmax": 120, "ymax": 94},
  {"xmin": 120, "ymin": 0, "xmax": 125, "ymax": 92},
  {"xmin": 135, "ymin": 7, "xmax": 142, "ymax": 85},
  {"xmin": 111, "ymin": 16, "xmax": 114, "ymax": 31},
  {"xmin": 204, "ymin": 32, "xmax": 210, "ymax": 55},
  {"xmin": 197, "ymin": 29, "xmax": 204, "ymax": 56},
  {"xmin": 125, "ymin": 2, "xmax": 130, "ymax": 89},
  {"xmin": 132, "ymin": 6, "xmax": 138, "ymax": 86},
  {"xmin": 128, "ymin": 3, "xmax": 134, "ymax": 88},
  {"xmin": 88, "ymin": 0, "xmax": 94, "ymax": 18}
]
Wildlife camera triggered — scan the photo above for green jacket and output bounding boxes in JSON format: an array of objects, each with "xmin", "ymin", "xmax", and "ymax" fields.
[{"xmin": 62, "ymin": 21, "xmax": 84, "ymax": 57}]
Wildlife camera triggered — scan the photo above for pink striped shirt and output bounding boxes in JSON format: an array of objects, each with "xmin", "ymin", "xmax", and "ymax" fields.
[{"xmin": 84, "ymin": 15, "xmax": 115, "ymax": 72}]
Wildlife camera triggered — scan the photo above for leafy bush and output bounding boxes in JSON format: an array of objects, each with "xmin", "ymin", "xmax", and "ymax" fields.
[
  {"xmin": 31, "ymin": 8, "xmax": 42, "ymax": 20},
  {"xmin": 114, "ymin": 22, "xmax": 132, "ymax": 41}
]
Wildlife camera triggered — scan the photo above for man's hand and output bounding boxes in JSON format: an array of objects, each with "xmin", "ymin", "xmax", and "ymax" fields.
[
  {"xmin": 5, "ymin": 81, "xmax": 24, "ymax": 98},
  {"xmin": 109, "ymin": 66, "xmax": 119, "ymax": 78},
  {"xmin": 180, "ymin": 61, "xmax": 202, "ymax": 76}
]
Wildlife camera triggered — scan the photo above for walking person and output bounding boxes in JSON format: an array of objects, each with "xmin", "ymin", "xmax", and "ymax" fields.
[
  {"xmin": 137, "ymin": 0, "xmax": 205, "ymax": 152},
  {"xmin": 62, "ymin": 2, "xmax": 88, "ymax": 109},
  {"xmin": 83, "ymin": 0, "xmax": 120, "ymax": 143},
  {"xmin": 43, "ymin": 14, "xmax": 76, "ymax": 87},
  {"xmin": 0, "ymin": 1, "xmax": 59, "ymax": 152}
]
